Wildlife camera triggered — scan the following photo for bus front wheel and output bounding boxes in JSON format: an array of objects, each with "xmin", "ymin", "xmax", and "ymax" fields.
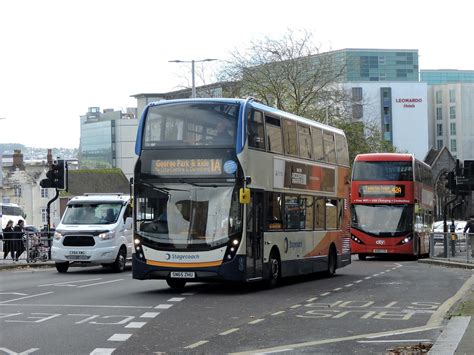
[
  {"xmin": 358, "ymin": 254, "xmax": 367, "ymax": 260},
  {"xmin": 166, "ymin": 279, "xmax": 186, "ymax": 290},
  {"xmin": 267, "ymin": 250, "xmax": 281, "ymax": 288}
]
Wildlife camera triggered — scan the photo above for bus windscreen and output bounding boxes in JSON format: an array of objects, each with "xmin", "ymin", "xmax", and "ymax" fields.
[
  {"xmin": 143, "ymin": 102, "xmax": 240, "ymax": 148},
  {"xmin": 352, "ymin": 161, "xmax": 413, "ymax": 181}
]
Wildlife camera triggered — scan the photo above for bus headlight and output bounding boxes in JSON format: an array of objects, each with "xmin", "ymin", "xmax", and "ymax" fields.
[
  {"xmin": 98, "ymin": 231, "xmax": 115, "ymax": 240},
  {"xmin": 224, "ymin": 237, "xmax": 241, "ymax": 261},
  {"xmin": 398, "ymin": 235, "xmax": 413, "ymax": 245},
  {"xmin": 351, "ymin": 235, "xmax": 365, "ymax": 244}
]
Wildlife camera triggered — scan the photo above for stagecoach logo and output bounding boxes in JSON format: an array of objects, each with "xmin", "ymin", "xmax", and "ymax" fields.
[
  {"xmin": 223, "ymin": 160, "xmax": 238, "ymax": 174},
  {"xmin": 164, "ymin": 253, "xmax": 200, "ymax": 261},
  {"xmin": 284, "ymin": 237, "xmax": 303, "ymax": 253},
  {"xmin": 376, "ymin": 240, "xmax": 385, "ymax": 245}
]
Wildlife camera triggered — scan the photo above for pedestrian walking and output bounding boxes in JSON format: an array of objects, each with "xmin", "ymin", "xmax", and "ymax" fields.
[
  {"xmin": 2, "ymin": 220, "xmax": 15, "ymax": 259},
  {"xmin": 464, "ymin": 215, "xmax": 474, "ymax": 257},
  {"xmin": 12, "ymin": 219, "xmax": 26, "ymax": 261}
]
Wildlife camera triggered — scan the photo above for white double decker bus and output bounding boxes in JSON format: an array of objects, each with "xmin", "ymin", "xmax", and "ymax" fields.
[{"xmin": 132, "ymin": 98, "xmax": 351, "ymax": 288}]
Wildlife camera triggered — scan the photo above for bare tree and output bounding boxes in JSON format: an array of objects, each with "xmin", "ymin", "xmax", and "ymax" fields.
[{"xmin": 219, "ymin": 29, "xmax": 398, "ymax": 161}]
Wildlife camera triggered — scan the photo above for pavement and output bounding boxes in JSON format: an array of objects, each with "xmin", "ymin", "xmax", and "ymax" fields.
[{"xmin": 1, "ymin": 258, "xmax": 473, "ymax": 354}]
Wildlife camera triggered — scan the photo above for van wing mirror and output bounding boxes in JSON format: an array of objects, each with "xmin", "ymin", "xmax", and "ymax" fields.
[
  {"xmin": 239, "ymin": 188, "xmax": 250, "ymax": 204},
  {"xmin": 124, "ymin": 217, "xmax": 133, "ymax": 230}
]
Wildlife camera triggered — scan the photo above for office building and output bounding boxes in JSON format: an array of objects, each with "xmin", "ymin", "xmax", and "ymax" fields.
[{"xmin": 79, "ymin": 107, "xmax": 138, "ymax": 179}]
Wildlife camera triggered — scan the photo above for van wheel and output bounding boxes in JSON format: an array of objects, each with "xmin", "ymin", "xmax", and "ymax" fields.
[
  {"xmin": 325, "ymin": 246, "xmax": 337, "ymax": 277},
  {"xmin": 56, "ymin": 262, "xmax": 69, "ymax": 273},
  {"xmin": 266, "ymin": 250, "xmax": 281, "ymax": 288},
  {"xmin": 166, "ymin": 279, "xmax": 186, "ymax": 290},
  {"xmin": 111, "ymin": 248, "xmax": 126, "ymax": 273}
]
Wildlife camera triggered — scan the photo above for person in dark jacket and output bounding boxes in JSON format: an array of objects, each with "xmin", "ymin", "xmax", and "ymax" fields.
[
  {"xmin": 2, "ymin": 220, "xmax": 15, "ymax": 259},
  {"xmin": 12, "ymin": 219, "xmax": 26, "ymax": 261},
  {"xmin": 464, "ymin": 215, "xmax": 474, "ymax": 257}
]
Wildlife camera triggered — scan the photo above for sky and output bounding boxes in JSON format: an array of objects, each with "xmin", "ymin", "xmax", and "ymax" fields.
[{"xmin": 0, "ymin": 0, "xmax": 473, "ymax": 149}]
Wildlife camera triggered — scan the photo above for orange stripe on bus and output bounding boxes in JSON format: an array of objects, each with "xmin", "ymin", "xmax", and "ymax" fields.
[{"xmin": 146, "ymin": 260, "xmax": 223, "ymax": 268}]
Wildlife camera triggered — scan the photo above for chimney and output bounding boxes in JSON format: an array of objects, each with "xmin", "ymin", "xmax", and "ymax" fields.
[
  {"xmin": 12, "ymin": 149, "xmax": 24, "ymax": 170},
  {"xmin": 47, "ymin": 149, "xmax": 53, "ymax": 168}
]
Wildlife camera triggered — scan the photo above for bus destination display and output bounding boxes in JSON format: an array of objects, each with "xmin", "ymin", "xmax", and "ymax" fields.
[
  {"xmin": 359, "ymin": 184, "xmax": 405, "ymax": 198},
  {"xmin": 152, "ymin": 159, "xmax": 222, "ymax": 175}
]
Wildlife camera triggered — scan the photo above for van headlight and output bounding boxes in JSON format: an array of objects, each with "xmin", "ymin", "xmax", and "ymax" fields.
[
  {"xmin": 54, "ymin": 231, "xmax": 64, "ymax": 240},
  {"xmin": 98, "ymin": 231, "xmax": 115, "ymax": 240}
]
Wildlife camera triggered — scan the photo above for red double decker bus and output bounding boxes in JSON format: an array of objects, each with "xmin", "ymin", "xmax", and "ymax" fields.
[{"xmin": 350, "ymin": 153, "xmax": 433, "ymax": 260}]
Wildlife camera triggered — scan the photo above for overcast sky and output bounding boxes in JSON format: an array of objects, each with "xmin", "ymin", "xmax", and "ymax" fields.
[{"xmin": 0, "ymin": 0, "xmax": 472, "ymax": 149}]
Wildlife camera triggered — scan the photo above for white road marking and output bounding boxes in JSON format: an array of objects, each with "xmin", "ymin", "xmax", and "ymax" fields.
[
  {"xmin": 38, "ymin": 278, "xmax": 102, "ymax": 287},
  {"xmin": 306, "ymin": 297, "xmax": 318, "ymax": 302},
  {"xmin": 125, "ymin": 322, "xmax": 147, "ymax": 328},
  {"xmin": 271, "ymin": 311, "xmax": 285, "ymax": 316},
  {"xmin": 364, "ymin": 276, "xmax": 372, "ymax": 279},
  {"xmin": 320, "ymin": 292, "xmax": 331, "ymax": 296},
  {"xmin": 230, "ymin": 325, "xmax": 440, "ymax": 354},
  {"xmin": 219, "ymin": 328, "xmax": 239, "ymax": 335},
  {"xmin": 184, "ymin": 340, "xmax": 208, "ymax": 349},
  {"xmin": 1, "ymin": 303, "xmax": 152, "ymax": 309},
  {"xmin": 333, "ymin": 288, "xmax": 342, "ymax": 291},
  {"xmin": 345, "ymin": 284, "xmax": 353, "ymax": 287},
  {"xmin": 140, "ymin": 312, "xmax": 160, "ymax": 318},
  {"xmin": 354, "ymin": 280, "xmax": 363, "ymax": 283},
  {"xmin": 0, "ymin": 292, "xmax": 27, "ymax": 296},
  {"xmin": 290, "ymin": 305, "xmax": 301, "ymax": 309},
  {"xmin": 90, "ymin": 348, "xmax": 115, "ymax": 355},
  {"xmin": 77, "ymin": 279, "xmax": 124, "ymax": 288},
  {"xmin": 0, "ymin": 292, "xmax": 53, "ymax": 304},
  {"xmin": 108, "ymin": 333, "xmax": 132, "ymax": 341},
  {"xmin": 372, "ymin": 274, "xmax": 380, "ymax": 277},
  {"xmin": 256, "ymin": 350, "xmax": 293, "ymax": 354},
  {"xmin": 168, "ymin": 297, "xmax": 185, "ymax": 302},
  {"xmin": 358, "ymin": 339, "xmax": 431, "ymax": 343},
  {"xmin": 248, "ymin": 319, "xmax": 264, "ymax": 324},
  {"xmin": 0, "ymin": 347, "xmax": 39, "ymax": 354},
  {"xmin": 154, "ymin": 304, "xmax": 173, "ymax": 309}
]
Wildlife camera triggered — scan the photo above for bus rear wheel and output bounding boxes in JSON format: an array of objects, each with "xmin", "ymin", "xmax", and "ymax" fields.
[
  {"xmin": 325, "ymin": 246, "xmax": 337, "ymax": 277},
  {"xmin": 166, "ymin": 279, "xmax": 186, "ymax": 290}
]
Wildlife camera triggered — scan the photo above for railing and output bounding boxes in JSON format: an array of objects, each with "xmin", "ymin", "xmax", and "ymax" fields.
[
  {"xmin": 0, "ymin": 231, "xmax": 52, "ymax": 264},
  {"xmin": 429, "ymin": 232, "xmax": 474, "ymax": 264}
]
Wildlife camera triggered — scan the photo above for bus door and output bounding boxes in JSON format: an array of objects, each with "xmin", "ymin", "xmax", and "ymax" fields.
[{"xmin": 246, "ymin": 190, "xmax": 264, "ymax": 280}]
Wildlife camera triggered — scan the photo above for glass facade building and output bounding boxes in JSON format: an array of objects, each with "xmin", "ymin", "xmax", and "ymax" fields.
[
  {"xmin": 80, "ymin": 120, "xmax": 114, "ymax": 169},
  {"xmin": 324, "ymin": 49, "xmax": 419, "ymax": 82},
  {"xmin": 420, "ymin": 70, "xmax": 474, "ymax": 85}
]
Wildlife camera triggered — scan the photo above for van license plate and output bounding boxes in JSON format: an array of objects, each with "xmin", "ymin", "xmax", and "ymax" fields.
[{"xmin": 170, "ymin": 271, "xmax": 195, "ymax": 278}]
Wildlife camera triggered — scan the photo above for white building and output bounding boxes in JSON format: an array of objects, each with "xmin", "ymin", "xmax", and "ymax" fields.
[
  {"xmin": 344, "ymin": 82, "xmax": 429, "ymax": 159},
  {"xmin": 427, "ymin": 83, "xmax": 474, "ymax": 161}
]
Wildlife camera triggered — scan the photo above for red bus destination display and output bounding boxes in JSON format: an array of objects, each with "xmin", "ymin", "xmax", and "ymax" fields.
[{"xmin": 359, "ymin": 184, "xmax": 405, "ymax": 198}]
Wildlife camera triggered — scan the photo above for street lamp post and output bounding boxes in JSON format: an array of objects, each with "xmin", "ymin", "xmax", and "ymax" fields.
[{"xmin": 169, "ymin": 58, "xmax": 217, "ymax": 98}]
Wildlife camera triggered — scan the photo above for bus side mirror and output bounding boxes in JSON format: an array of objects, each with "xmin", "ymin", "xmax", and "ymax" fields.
[
  {"xmin": 239, "ymin": 188, "xmax": 250, "ymax": 204},
  {"xmin": 124, "ymin": 217, "xmax": 133, "ymax": 230}
]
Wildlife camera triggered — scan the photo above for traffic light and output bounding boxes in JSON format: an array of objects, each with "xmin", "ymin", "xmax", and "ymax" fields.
[
  {"xmin": 445, "ymin": 171, "xmax": 456, "ymax": 192},
  {"xmin": 42, "ymin": 160, "xmax": 67, "ymax": 190}
]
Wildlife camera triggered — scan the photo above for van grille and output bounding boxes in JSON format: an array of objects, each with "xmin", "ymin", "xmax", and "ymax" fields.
[{"xmin": 63, "ymin": 235, "xmax": 95, "ymax": 247}]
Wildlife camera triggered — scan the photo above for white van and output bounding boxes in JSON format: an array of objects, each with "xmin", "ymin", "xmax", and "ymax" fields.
[
  {"xmin": 51, "ymin": 193, "xmax": 132, "ymax": 273},
  {"xmin": 1, "ymin": 202, "xmax": 27, "ymax": 229}
]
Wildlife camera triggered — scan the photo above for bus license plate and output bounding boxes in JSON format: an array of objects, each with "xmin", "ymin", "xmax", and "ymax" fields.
[
  {"xmin": 170, "ymin": 271, "xmax": 195, "ymax": 278},
  {"xmin": 373, "ymin": 249, "xmax": 387, "ymax": 253}
]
